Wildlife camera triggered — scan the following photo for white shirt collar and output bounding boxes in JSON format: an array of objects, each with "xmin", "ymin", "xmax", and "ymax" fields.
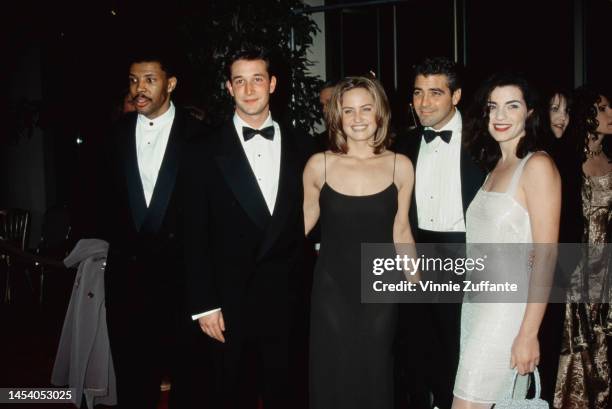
[
  {"xmin": 137, "ymin": 101, "xmax": 175, "ymax": 130},
  {"xmin": 233, "ymin": 112, "xmax": 274, "ymax": 132}
]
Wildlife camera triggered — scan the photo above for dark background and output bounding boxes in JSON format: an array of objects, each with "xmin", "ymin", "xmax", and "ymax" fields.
[
  {"xmin": 0, "ymin": 1, "xmax": 609, "ymax": 404},
  {"xmin": 325, "ymin": 0, "xmax": 609, "ymax": 126},
  {"xmin": 1, "ymin": 0, "xmax": 610, "ymax": 243}
]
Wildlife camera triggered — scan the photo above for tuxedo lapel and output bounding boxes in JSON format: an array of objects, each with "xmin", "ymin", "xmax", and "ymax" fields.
[
  {"xmin": 215, "ymin": 123, "xmax": 271, "ymax": 232},
  {"xmin": 140, "ymin": 111, "xmax": 184, "ymax": 233},
  {"xmin": 409, "ymin": 132, "xmax": 423, "ymax": 233},
  {"xmin": 257, "ymin": 127, "xmax": 299, "ymax": 259},
  {"xmin": 459, "ymin": 144, "xmax": 484, "ymax": 215},
  {"xmin": 120, "ymin": 114, "xmax": 148, "ymax": 231}
]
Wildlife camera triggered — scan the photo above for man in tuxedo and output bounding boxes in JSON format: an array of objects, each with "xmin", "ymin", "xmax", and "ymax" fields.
[
  {"xmin": 312, "ymin": 80, "xmax": 336, "ymax": 152},
  {"xmin": 97, "ymin": 50, "xmax": 205, "ymax": 408},
  {"xmin": 394, "ymin": 57, "xmax": 484, "ymax": 409},
  {"xmin": 184, "ymin": 46, "xmax": 310, "ymax": 409}
]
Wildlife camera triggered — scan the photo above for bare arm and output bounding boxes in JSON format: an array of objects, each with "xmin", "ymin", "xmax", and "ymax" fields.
[
  {"xmin": 303, "ymin": 153, "xmax": 325, "ymax": 236},
  {"xmin": 512, "ymin": 152, "xmax": 561, "ymax": 374},
  {"xmin": 393, "ymin": 154, "xmax": 419, "ymax": 281}
]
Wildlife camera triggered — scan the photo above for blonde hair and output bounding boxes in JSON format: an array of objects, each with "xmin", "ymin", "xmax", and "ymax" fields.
[{"xmin": 325, "ymin": 76, "xmax": 393, "ymax": 154}]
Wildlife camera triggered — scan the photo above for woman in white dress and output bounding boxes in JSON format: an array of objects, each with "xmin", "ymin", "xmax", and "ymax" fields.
[{"xmin": 452, "ymin": 73, "xmax": 561, "ymax": 408}]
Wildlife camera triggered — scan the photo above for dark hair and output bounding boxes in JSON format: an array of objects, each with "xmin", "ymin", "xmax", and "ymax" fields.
[
  {"xmin": 320, "ymin": 79, "xmax": 337, "ymax": 91},
  {"xmin": 225, "ymin": 45, "xmax": 273, "ymax": 80},
  {"xmin": 127, "ymin": 47, "xmax": 178, "ymax": 78},
  {"xmin": 539, "ymin": 88, "xmax": 572, "ymax": 153},
  {"xmin": 566, "ymin": 85, "xmax": 609, "ymax": 163},
  {"xmin": 464, "ymin": 72, "xmax": 540, "ymax": 171},
  {"xmin": 413, "ymin": 57, "xmax": 462, "ymax": 93}
]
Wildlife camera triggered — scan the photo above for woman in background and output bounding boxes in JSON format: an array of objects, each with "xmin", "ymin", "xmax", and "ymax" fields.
[
  {"xmin": 541, "ymin": 89, "xmax": 572, "ymax": 160},
  {"xmin": 537, "ymin": 87, "xmax": 575, "ymax": 403},
  {"xmin": 554, "ymin": 85, "xmax": 612, "ymax": 409}
]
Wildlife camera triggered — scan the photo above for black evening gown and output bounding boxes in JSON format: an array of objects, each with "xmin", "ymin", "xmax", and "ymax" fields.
[{"xmin": 309, "ymin": 181, "xmax": 398, "ymax": 409}]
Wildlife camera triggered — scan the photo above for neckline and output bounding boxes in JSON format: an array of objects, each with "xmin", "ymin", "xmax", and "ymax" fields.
[
  {"xmin": 477, "ymin": 188, "xmax": 529, "ymax": 215},
  {"xmin": 584, "ymin": 170, "xmax": 612, "ymax": 179},
  {"xmin": 323, "ymin": 182, "xmax": 396, "ymax": 198},
  {"xmin": 480, "ymin": 152, "xmax": 535, "ymax": 195}
]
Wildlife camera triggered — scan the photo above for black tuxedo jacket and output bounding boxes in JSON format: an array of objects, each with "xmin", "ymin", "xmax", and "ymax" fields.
[
  {"xmin": 97, "ymin": 109, "xmax": 205, "ymax": 313},
  {"xmin": 393, "ymin": 126, "xmax": 484, "ymax": 241},
  {"xmin": 183, "ymin": 120, "xmax": 311, "ymax": 338}
]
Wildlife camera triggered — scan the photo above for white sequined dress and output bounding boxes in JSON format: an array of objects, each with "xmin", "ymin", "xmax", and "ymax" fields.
[{"xmin": 453, "ymin": 152, "xmax": 535, "ymax": 403}]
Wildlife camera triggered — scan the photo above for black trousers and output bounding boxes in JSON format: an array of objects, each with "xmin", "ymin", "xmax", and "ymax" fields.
[
  {"xmin": 107, "ymin": 302, "xmax": 167, "ymax": 409},
  {"xmin": 395, "ymin": 229, "xmax": 465, "ymax": 409},
  {"xmin": 208, "ymin": 331, "xmax": 289, "ymax": 409}
]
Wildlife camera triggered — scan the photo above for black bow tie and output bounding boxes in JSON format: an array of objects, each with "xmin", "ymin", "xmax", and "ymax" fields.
[
  {"xmin": 423, "ymin": 129, "xmax": 452, "ymax": 144},
  {"xmin": 242, "ymin": 126, "xmax": 275, "ymax": 142}
]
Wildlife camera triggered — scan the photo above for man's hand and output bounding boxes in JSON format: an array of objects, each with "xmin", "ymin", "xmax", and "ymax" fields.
[{"xmin": 198, "ymin": 310, "xmax": 226, "ymax": 343}]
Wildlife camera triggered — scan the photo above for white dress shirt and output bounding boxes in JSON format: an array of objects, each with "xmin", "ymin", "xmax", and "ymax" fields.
[
  {"xmin": 233, "ymin": 112, "xmax": 281, "ymax": 213},
  {"xmin": 135, "ymin": 102, "xmax": 175, "ymax": 206},
  {"xmin": 415, "ymin": 109, "xmax": 465, "ymax": 232},
  {"xmin": 191, "ymin": 112, "xmax": 282, "ymax": 321}
]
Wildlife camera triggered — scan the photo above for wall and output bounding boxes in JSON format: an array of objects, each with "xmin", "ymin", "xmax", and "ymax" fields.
[{"xmin": 2, "ymin": 47, "xmax": 47, "ymax": 248}]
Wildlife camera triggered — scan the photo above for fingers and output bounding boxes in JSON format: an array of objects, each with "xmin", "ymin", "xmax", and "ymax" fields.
[
  {"xmin": 207, "ymin": 319, "xmax": 225, "ymax": 343},
  {"xmin": 511, "ymin": 355, "xmax": 540, "ymax": 375},
  {"xmin": 198, "ymin": 315, "xmax": 226, "ymax": 343},
  {"xmin": 219, "ymin": 312, "xmax": 226, "ymax": 332},
  {"xmin": 513, "ymin": 359, "xmax": 538, "ymax": 375},
  {"xmin": 210, "ymin": 322, "xmax": 226, "ymax": 343}
]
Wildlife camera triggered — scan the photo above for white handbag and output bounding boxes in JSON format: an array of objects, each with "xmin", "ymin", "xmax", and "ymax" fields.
[{"xmin": 495, "ymin": 367, "xmax": 549, "ymax": 409}]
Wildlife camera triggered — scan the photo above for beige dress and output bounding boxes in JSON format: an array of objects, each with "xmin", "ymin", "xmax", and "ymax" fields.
[{"xmin": 554, "ymin": 172, "xmax": 612, "ymax": 409}]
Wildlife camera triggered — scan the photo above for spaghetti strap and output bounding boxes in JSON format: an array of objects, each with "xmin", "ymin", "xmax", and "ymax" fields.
[
  {"xmin": 392, "ymin": 153, "xmax": 397, "ymax": 184},
  {"xmin": 323, "ymin": 151, "xmax": 327, "ymax": 183},
  {"xmin": 507, "ymin": 152, "xmax": 535, "ymax": 196}
]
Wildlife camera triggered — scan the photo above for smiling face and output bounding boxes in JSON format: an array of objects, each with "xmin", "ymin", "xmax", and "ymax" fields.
[
  {"xmin": 412, "ymin": 74, "xmax": 461, "ymax": 130},
  {"xmin": 341, "ymin": 87, "xmax": 378, "ymax": 143},
  {"xmin": 595, "ymin": 95, "xmax": 612, "ymax": 135},
  {"xmin": 487, "ymin": 85, "xmax": 532, "ymax": 144},
  {"xmin": 549, "ymin": 93, "xmax": 569, "ymax": 138},
  {"xmin": 128, "ymin": 61, "xmax": 176, "ymax": 119},
  {"xmin": 226, "ymin": 58, "xmax": 276, "ymax": 126}
]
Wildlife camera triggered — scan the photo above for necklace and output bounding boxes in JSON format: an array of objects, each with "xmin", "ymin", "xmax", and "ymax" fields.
[{"xmin": 585, "ymin": 144, "xmax": 603, "ymax": 158}]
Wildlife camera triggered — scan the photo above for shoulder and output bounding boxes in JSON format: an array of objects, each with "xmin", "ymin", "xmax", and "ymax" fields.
[
  {"xmin": 391, "ymin": 152, "xmax": 414, "ymax": 187},
  {"xmin": 201, "ymin": 121, "xmax": 234, "ymax": 148},
  {"xmin": 394, "ymin": 152, "xmax": 413, "ymax": 169},
  {"xmin": 184, "ymin": 121, "xmax": 231, "ymax": 160},
  {"xmin": 280, "ymin": 124, "xmax": 318, "ymax": 158},
  {"xmin": 303, "ymin": 152, "xmax": 326, "ymax": 187},
  {"xmin": 305, "ymin": 152, "xmax": 326, "ymax": 172},
  {"xmin": 522, "ymin": 151, "xmax": 560, "ymax": 186},
  {"xmin": 176, "ymin": 108, "xmax": 210, "ymax": 138},
  {"xmin": 523, "ymin": 151, "xmax": 558, "ymax": 176},
  {"xmin": 110, "ymin": 112, "xmax": 136, "ymax": 138}
]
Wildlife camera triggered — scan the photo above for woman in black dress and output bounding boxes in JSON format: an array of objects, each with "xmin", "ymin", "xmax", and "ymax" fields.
[{"xmin": 303, "ymin": 76, "xmax": 415, "ymax": 409}]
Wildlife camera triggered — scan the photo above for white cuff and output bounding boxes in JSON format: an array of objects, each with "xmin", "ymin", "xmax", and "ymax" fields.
[{"xmin": 191, "ymin": 308, "xmax": 221, "ymax": 321}]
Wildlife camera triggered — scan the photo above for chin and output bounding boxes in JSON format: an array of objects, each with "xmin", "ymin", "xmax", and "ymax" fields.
[{"xmin": 419, "ymin": 119, "xmax": 438, "ymax": 128}]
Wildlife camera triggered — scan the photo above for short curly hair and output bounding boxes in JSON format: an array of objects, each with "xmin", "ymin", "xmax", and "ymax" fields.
[
  {"xmin": 413, "ymin": 57, "xmax": 462, "ymax": 93},
  {"xmin": 567, "ymin": 85, "xmax": 609, "ymax": 163}
]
